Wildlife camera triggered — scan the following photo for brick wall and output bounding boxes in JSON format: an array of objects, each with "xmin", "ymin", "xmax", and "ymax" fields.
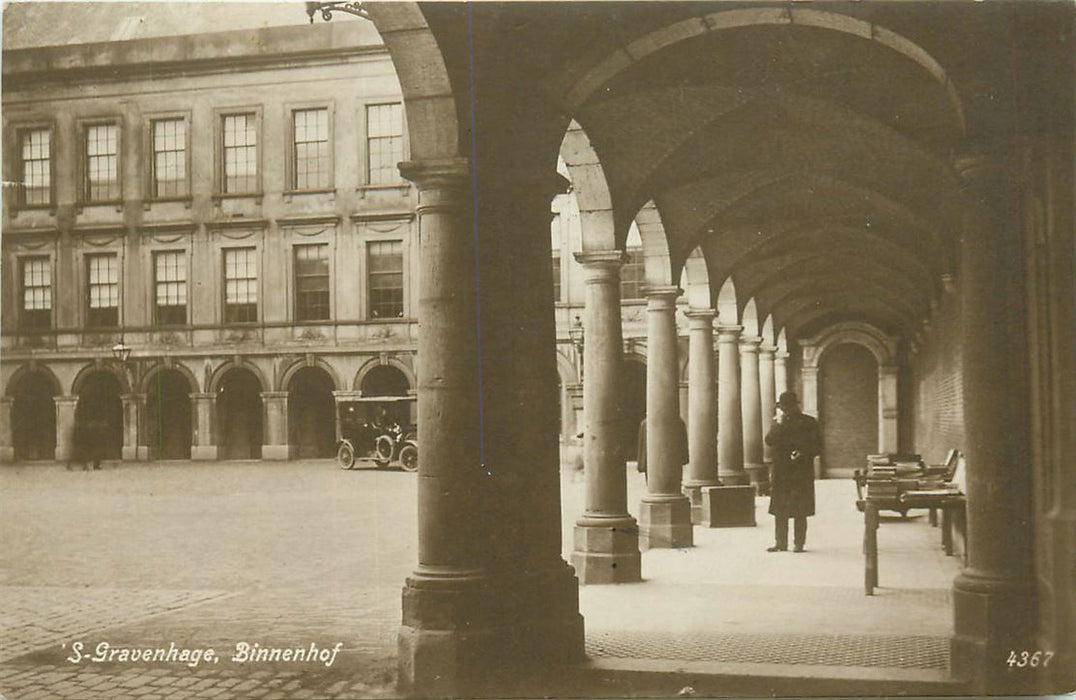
[
  {"xmin": 910, "ymin": 288, "xmax": 964, "ymax": 464},
  {"xmin": 819, "ymin": 342, "xmax": 878, "ymax": 476}
]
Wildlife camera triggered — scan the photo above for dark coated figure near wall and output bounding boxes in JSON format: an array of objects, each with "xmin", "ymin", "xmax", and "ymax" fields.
[{"xmin": 765, "ymin": 391, "xmax": 822, "ymax": 553}]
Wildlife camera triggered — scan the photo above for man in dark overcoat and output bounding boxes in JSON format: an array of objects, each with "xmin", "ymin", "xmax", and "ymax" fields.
[{"xmin": 764, "ymin": 391, "xmax": 822, "ymax": 552}]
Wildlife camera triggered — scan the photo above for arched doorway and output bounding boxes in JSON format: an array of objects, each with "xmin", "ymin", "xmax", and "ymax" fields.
[
  {"xmin": 618, "ymin": 359, "xmax": 647, "ymax": 462},
  {"xmin": 11, "ymin": 372, "xmax": 57, "ymax": 460},
  {"xmin": 819, "ymin": 343, "xmax": 879, "ymax": 478},
  {"xmin": 288, "ymin": 367, "xmax": 335, "ymax": 459},
  {"xmin": 216, "ymin": 368, "xmax": 262, "ymax": 460},
  {"xmin": 145, "ymin": 369, "xmax": 192, "ymax": 460},
  {"xmin": 76, "ymin": 371, "xmax": 123, "ymax": 460},
  {"xmin": 360, "ymin": 364, "xmax": 409, "ymax": 397}
]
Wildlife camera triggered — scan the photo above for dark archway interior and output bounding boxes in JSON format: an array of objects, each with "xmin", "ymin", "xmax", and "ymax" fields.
[
  {"xmin": 216, "ymin": 369, "xmax": 262, "ymax": 460},
  {"xmin": 288, "ymin": 367, "xmax": 336, "ymax": 459},
  {"xmin": 618, "ymin": 361, "xmax": 647, "ymax": 461},
  {"xmin": 145, "ymin": 369, "xmax": 192, "ymax": 460},
  {"xmin": 76, "ymin": 371, "xmax": 123, "ymax": 460},
  {"xmin": 11, "ymin": 372, "xmax": 56, "ymax": 461},
  {"xmin": 819, "ymin": 343, "xmax": 879, "ymax": 477},
  {"xmin": 360, "ymin": 365, "xmax": 410, "ymax": 396}
]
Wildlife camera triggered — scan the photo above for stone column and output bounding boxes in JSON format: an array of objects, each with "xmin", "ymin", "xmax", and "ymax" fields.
[
  {"xmin": 121, "ymin": 393, "xmax": 145, "ymax": 461},
  {"xmin": 54, "ymin": 395, "xmax": 78, "ymax": 462},
  {"xmin": 759, "ymin": 344, "xmax": 776, "ymax": 465},
  {"xmin": 801, "ymin": 365, "xmax": 819, "ymax": 418},
  {"xmin": 683, "ymin": 308, "xmax": 720, "ymax": 522},
  {"xmin": 950, "ymin": 149, "xmax": 1035, "ymax": 694},
  {"xmin": 572, "ymin": 251, "xmax": 642, "ymax": 581},
  {"xmin": 717, "ymin": 325, "xmax": 747, "ymax": 485},
  {"xmin": 0, "ymin": 397, "xmax": 13, "ymax": 462},
  {"xmin": 260, "ymin": 391, "xmax": 291, "ymax": 460},
  {"xmin": 190, "ymin": 393, "xmax": 217, "ymax": 461},
  {"xmin": 878, "ymin": 365, "xmax": 899, "ymax": 453},
  {"xmin": 774, "ymin": 350, "xmax": 789, "ymax": 396},
  {"xmin": 639, "ymin": 286, "xmax": 693, "ymax": 549},
  {"xmin": 740, "ymin": 335, "xmax": 765, "ymax": 492}
]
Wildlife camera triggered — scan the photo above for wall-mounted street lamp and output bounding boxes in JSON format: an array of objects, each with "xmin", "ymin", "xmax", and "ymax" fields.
[
  {"xmin": 111, "ymin": 341, "xmax": 132, "ymax": 365},
  {"xmin": 569, "ymin": 314, "xmax": 585, "ymax": 380},
  {"xmin": 305, "ymin": 2, "xmax": 371, "ymax": 23}
]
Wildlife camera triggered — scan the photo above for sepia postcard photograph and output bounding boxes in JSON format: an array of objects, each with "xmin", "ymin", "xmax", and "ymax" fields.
[{"xmin": 0, "ymin": 0, "xmax": 1073, "ymax": 698}]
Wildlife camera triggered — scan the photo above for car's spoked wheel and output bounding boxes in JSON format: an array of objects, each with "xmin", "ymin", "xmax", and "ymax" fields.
[
  {"xmin": 399, "ymin": 444, "xmax": 418, "ymax": 472},
  {"xmin": 337, "ymin": 442, "xmax": 356, "ymax": 470}
]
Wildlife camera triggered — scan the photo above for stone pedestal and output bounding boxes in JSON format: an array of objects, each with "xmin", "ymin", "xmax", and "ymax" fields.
[
  {"xmin": 639, "ymin": 286, "xmax": 693, "ymax": 549},
  {"xmin": 702, "ymin": 485, "xmax": 756, "ymax": 528},
  {"xmin": 190, "ymin": 393, "xmax": 218, "ymax": 461},
  {"xmin": 572, "ymin": 250, "xmax": 642, "ymax": 581},
  {"xmin": 683, "ymin": 308, "xmax": 720, "ymax": 523},
  {"xmin": 260, "ymin": 391, "xmax": 292, "ymax": 460},
  {"xmin": 0, "ymin": 397, "xmax": 13, "ymax": 463},
  {"xmin": 54, "ymin": 395, "xmax": 78, "ymax": 462},
  {"xmin": 717, "ymin": 325, "xmax": 747, "ymax": 485}
]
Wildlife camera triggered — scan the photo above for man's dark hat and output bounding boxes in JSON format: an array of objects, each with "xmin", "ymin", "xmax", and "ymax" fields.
[{"xmin": 776, "ymin": 391, "xmax": 800, "ymax": 409}]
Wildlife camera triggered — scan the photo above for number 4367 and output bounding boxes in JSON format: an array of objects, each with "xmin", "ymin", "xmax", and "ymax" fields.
[{"xmin": 1007, "ymin": 650, "xmax": 1054, "ymax": 668}]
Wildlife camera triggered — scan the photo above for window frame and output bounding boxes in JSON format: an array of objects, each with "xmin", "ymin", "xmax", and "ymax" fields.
[
  {"xmin": 145, "ymin": 112, "xmax": 192, "ymax": 202},
  {"xmin": 18, "ymin": 254, "xmax": 54, "ymax": 331},
  {"xmin": 366, "ymin": 238, "xmax": 405, "ymax": 320},
  {"xmin": 292, "ymin": 242, "xmax": 332, "ymax": 322},
  {"xmin": 363, "ymin": 102, "xmax": 406, "ymax": 187},
  {"xmin": 620, "ymin": 247, "xmax": 646, "ymax": 302},
  {"xmin": 12, "ymin": 122, "xmax": 56, "ymax": 210},
  {"xmin": 285, "ymin": 102, "xmax": 335, "ymax": 194},
  {"xmin": 84, "ymin": 252, "xmax": 121, "ymax": 329},
  {"xmin": 77, "ymin": 118, "xmax": 123, "ymax": 205},
  {"xmin": 213, "ymin": 107, "xmax": 263, "ymax": 197},
  {"xmin": 152, "ymin": 249, "xmax": 189, "ymax": 327},
  {"xmin": 221, "ymin": 246, "xmax": 260, "ymax": 325}
]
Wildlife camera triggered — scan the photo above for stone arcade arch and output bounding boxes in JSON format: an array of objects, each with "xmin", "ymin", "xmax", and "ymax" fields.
[
  {"xmin": 215, "ymin": 367, "xmax": 263, "ymax": 460},
  {"xmin": 800, "ymin": 322, "xmax": 899, "ymax": 470},
  {"xmin": 287, "ymin": 366, "xmax": 337, "ymax": 459},
  {"xmin": 7, "ymin": 367, "xmax": 60, "ymax": 461},
  {"xmin": 143, "ymin": 367, "xmax": 195, "ymax": 460},
  {"xmin": 73, "ymin": 369, "xmax": 124, "ymax": 461}
]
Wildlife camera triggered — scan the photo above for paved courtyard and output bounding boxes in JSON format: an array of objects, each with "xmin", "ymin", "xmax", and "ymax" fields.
[{"xmin": 0, "ymin": 460, "xmax": 960, "ymax": 698}]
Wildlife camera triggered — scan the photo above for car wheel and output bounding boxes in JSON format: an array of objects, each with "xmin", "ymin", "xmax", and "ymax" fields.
[
  {"xmin": 399, "ymin": 444, "xmax": 418, "ymax": 472},
  {"xmin": 375, "ymin": 434, "xmax": 395, "ymax": 465},
  {"xmin": 337, "ymin": 442, "xmax": 356, "ymax": 470}
]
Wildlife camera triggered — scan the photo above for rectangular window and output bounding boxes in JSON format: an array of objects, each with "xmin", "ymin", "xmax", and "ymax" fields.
[
  {"xmin": 222, "ymin": 113, "xmax": 258, "ymax": 193},
  {"xmin": 86, "ymin": 253, "xmax": 119, "ymax": 328},
  {"xmin": 223, "ymin": 248, "xmax": 258, "ymax": 323},
  {"xmin": 293, "ymin": 108, "xmax": 330, "ymax": 190},
  {"xmin": 294, "ymin": 244, "xmax": 330, "ymax": 321},
  {"xmin": 20, "ymin": 257, "xmax": 51, "ymax": 330},
  {"xmin": 84, "ymin": 123, "xmax": 120, "ymax": 201},
  {"xmin": 154, "ymin": 251, "xmax": 187, "ymax": 326},
  {"xmin": 551, "ymin": 214, "xmax": 562, "ymax": 303},
  {"xmin": 366, "ymin": 103, "xmax": 403, "ymax": 186},
  {"xmin": 620, "ymin": 249, "xmax": 645, "ymax": 301},
  {"xmin": 552, "ymin": 253, "xmax": 562, "ymax": 303},
  {"xmin": 19, "ymin": 128, "xmax": 51, "ymax": 206},
  {"xmin": 368, "ymin": 240, "xmax": 404, "ymax": 319},
  {"xmin": 151, "ymin": 118, "xmax": 187, "ymax": 198}
]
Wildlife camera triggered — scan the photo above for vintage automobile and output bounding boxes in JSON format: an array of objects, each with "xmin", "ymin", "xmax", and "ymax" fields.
[{"xmin": 336, "ymin": 396, "xmax": 418, "ymax": 472}]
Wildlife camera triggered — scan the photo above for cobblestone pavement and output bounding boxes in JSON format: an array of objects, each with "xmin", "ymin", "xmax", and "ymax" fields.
[{"xmin": 1, "ymin": 461, "xmax": 960, "ymax": 698}]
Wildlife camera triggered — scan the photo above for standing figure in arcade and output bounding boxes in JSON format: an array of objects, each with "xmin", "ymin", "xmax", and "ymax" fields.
[{"xmin": 764, "ymin": 391, "xmax": 822, "ymax": 552}]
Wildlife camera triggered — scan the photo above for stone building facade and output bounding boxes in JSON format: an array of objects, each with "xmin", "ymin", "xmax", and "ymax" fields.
[{"xmin": 1, "ymin": 21, "xmax": 419, "ymax": 463}]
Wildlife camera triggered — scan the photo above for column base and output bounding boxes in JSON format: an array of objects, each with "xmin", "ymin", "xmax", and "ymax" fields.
[
  {"xmin": 639, "ymin": 496, "xmax": 693, "ymax": 549},
  {"xmin": 702, "ymin": 485, "xmax": 756, "ymax": 527},
  {"xmin": 0, "ymin": 447, "xmax": 13, "ymax": 463},
  {"xmin": 571, "ymin": 516, "xmax": 642, "ymax": 584},
  {"xmin": 717, "ymin": 469, "xmax": 750, "ymax": 486},
  {"xmin": 262, "ymin": 444, "xmax": 293, "ymax": 460},
  {"xmin": 191, "ymin": 446, "xmax": 218, "ymax": 461},
  {"xmin": 745, "ymin": 462, "xmax": 771, "ymax": 496},
  {"xmin": 951, "ymin": 570, "xmax": 1036, "ymax": 694},
  {"xmin": 683, "ymin": 479, "xmax": 721, "ymax": 525},
  {"xmin": 398, "ymin": 564, "xmax": 584, "ymax": 696},
  {"xmin": 122, "ymin": 446, "xmax": 148, "ymax": 461},
  {"xmin": 55, "ymin": 446, "xmax": 72, "ymax": 462}
]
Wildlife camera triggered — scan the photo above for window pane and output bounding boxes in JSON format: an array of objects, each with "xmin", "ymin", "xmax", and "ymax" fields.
[
  {"xmin": 223, "ymin": 248, "xmax": 258, "ymax": 322},
  {"xmin": 85, "ymin": 124, "xmax": 119, "ymax": 201},
  {"xmin": 20, "ymin": 257, "xmax": 52, "ymax": 329},
  {"xmin": 154, "ymin": 251, "xmax": 187, "ymax": 326},
  {"xmin": 20, "ymin": 129, "xmax": 51, "ymax": 206},
  {"xmin": 222, "ymin": 114, "xmax": 257, "ymax": 193},
  {"xmin": 368, "ymin": 241, "xmax": 404, "ymax": 319},
  {"xmin": 152, "ymin": 118, "xmax": 187, "ymax": 198},
  {"xmin": 294, "ymin": 243, "xmax": 330, "ymax": 321},
  {"xmin": 366, "ymin": 104, "xmax": 403, "ymax": 186},
  {"xmin": 293, "ymin": 108, "xmax": 330, "ymax": 190},
  {"xmin": 85, "ymin": 253, "xmax": 119, "ymax": 327},
  {"xmin": 620, "ymin": 249, "xmax": 645, "ymax": 300}
]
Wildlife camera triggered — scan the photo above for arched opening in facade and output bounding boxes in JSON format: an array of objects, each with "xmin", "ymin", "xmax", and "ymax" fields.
[
  {"xmin": 216, "ymin": 368, "xmax": 262, "ymax": 460},
  {"xmin": 75, "ymin": 371, "xmax": 123, "ymax": 460},
  {"xmin": 144, "ymin": 369, "xmax": 192, "ymax": 460},
  {"xmin": 288, "ymin": 366, "xmax": 336, "ymax": 459},
  {"xmin": 360, "ymin": 364, "xmax": 409, "ymax": 397},
  {"xmin": 10, "ymin": 371, "xmax": 57, "ymax": 460},
  {"xmin": 618, "ymin": 359, "xmax": 647, "ymax": 462},
  {"xmin": 819, "ymin": 343, "xmax": 879, "ymax": 478}
]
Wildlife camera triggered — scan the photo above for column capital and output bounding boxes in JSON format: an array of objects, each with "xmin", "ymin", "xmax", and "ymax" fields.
[
  {"xmin": 575, "ymin": 250, "xmax": 627, "ymax": 285},
  {"xmin": 684, "ymin": 307, "xmax": 716, "ymax": 322},
  {"xmin": 641, "ymin": 285, "xmax": 681, "ymax": 300},
  {"xmin": 643, "ymin": 285, "xmax": 681, "ymax": 311},
  {"xmin": 739, "ymin": 335, "xmax": 762, "ymax": 351},
  {"xmin": 716, "ymin": 325, "xmax": 743, "ymax": 341},
  {"xmin": 189, "ymin": 392, "xmax": 215, "ymax": 401},
  {"xmin": 260, "ymin": 391, "xmax": 289, "ymax": 400},
  {"xmin": 398, "ymin": 158, "xmax": 470, "ymax": 190},
  {"xmin": 775, "ymin": 350, "xmax": 790, "ymax": 360},
  {"xmin": 801, "ymin": 366, "xmax": 819, "ymax": 377},
  {"xmin": 758, "ymin": 343, "xmax": 777, "ymax": 356}
]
